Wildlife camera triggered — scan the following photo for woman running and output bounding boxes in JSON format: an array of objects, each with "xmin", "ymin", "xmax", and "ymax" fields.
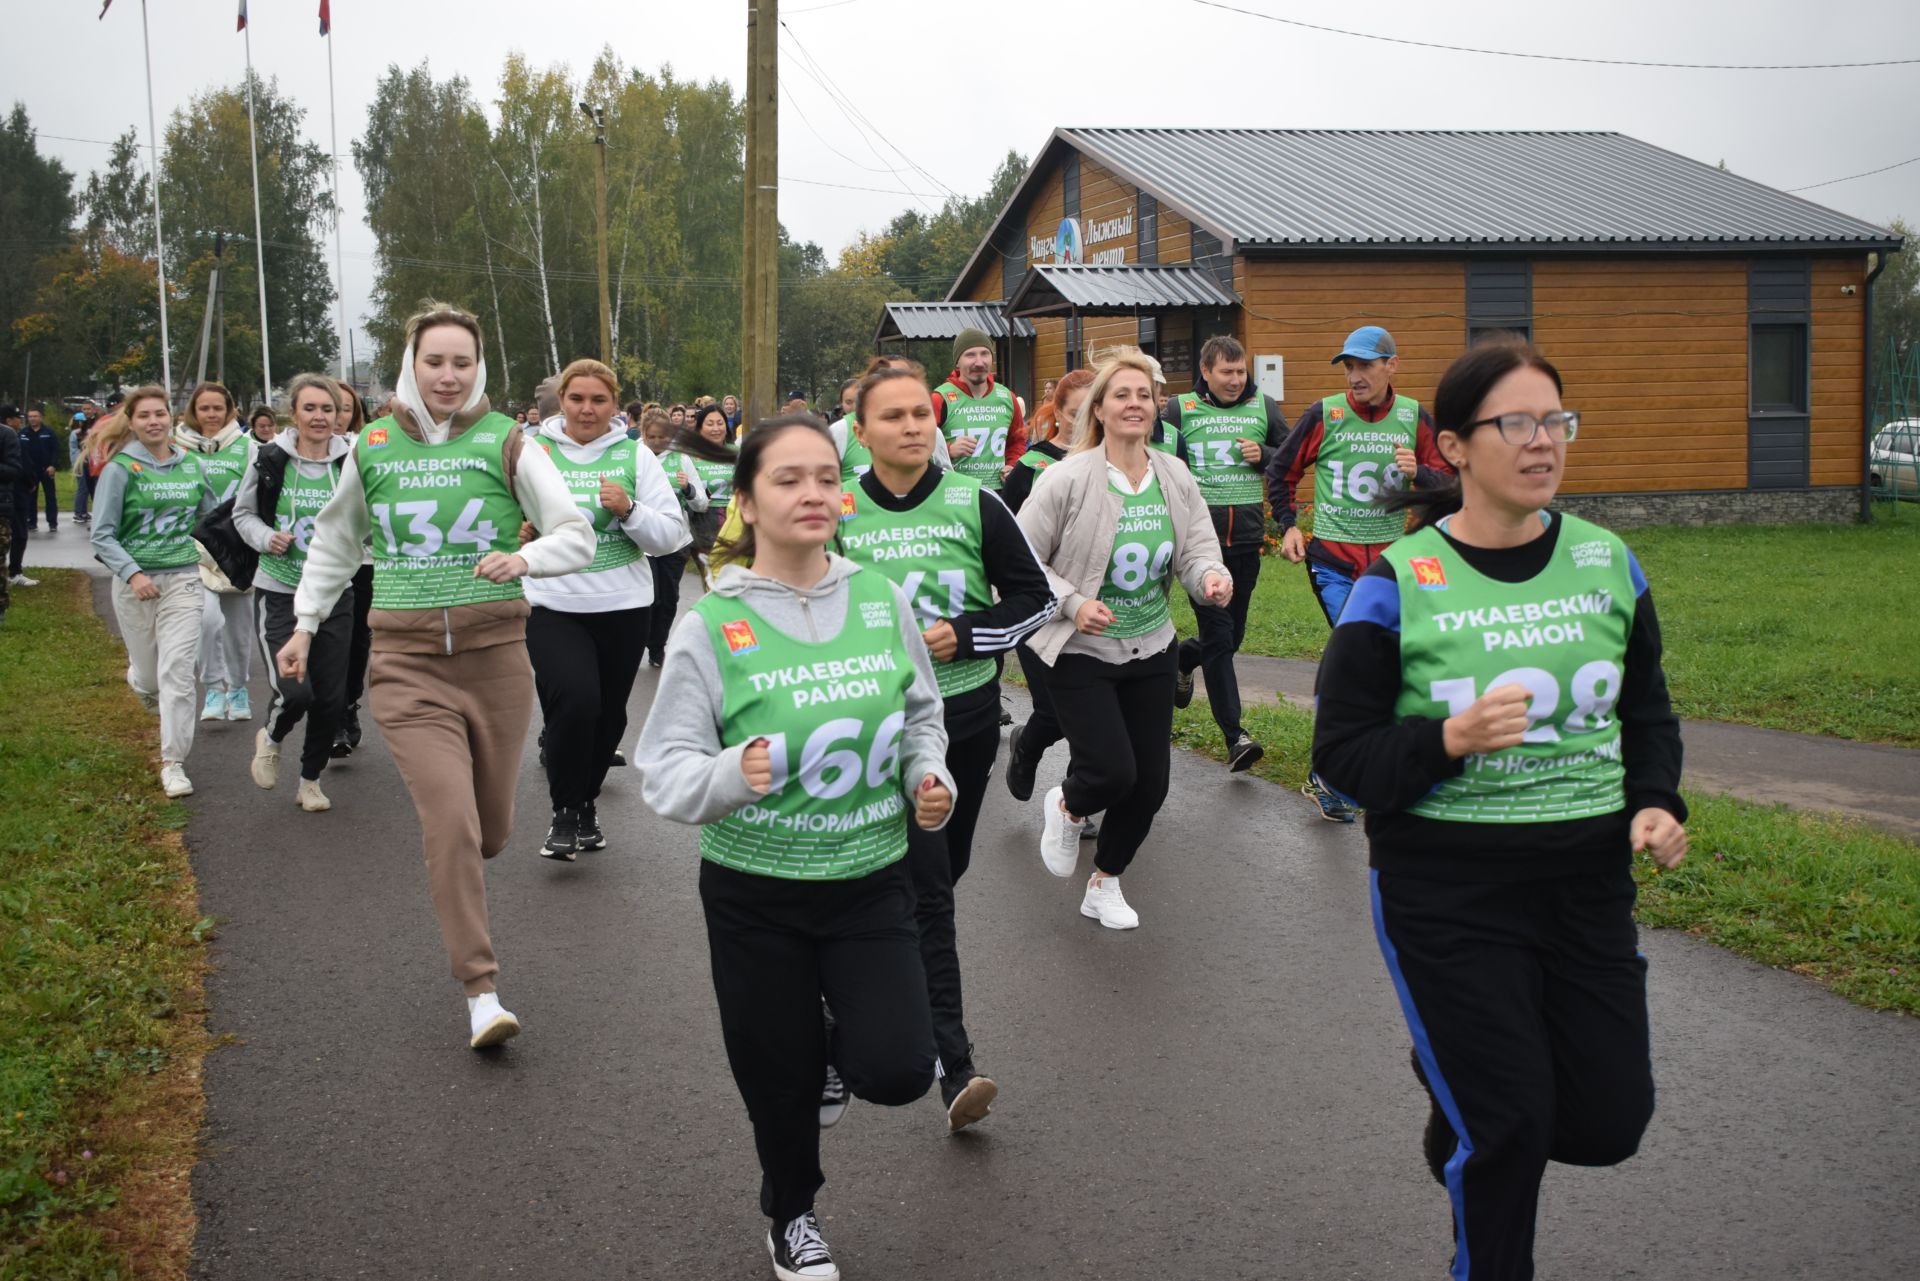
[
  {"xmin": 526, "ymin": 360, "xmax": 690, "ymax": 859},
  {"xmin": 1001, "ymin": 368, "xmax": 1089, "ymax": 516},
  {"xmin": 684, "ymin": 402, "xmax": 736, "ymax": 587},
  {"xmin": 247, "ymin": 405, "xmax": 278, "ymax": 446},
  {"xmin": 277, "ymin": 301, "xmax": 594, "ymax": 1050},
  {"xmin": 328, "ymin": 381, "xmax": 374, "ymax": 759},
  {"xmin": 176, "ymin": 381, "xmax": 257, "ymax": 723},
  {"xmin": 88, "ymin": 386, "xmax": 216, "ymax": 797},
  {"xmin": 1313, "ymin": 339, "xmax": 1686, "ymax": 1281},
  {"xmin": 234, "ymin": 373, "xmax": 354, "ymax": 812},
  {"xmin": 637, "ymin": 407, "xmax": 703, "ymax": 667},
  {"xmin": 636, "ymin": 414, "xmax": 951, "ymax": 1281},
  {"xmin": 1015, "ymin": 351, "xmax": 1231, "ymax": 929},
  {"xmin": 838, "ymin": 365, "xmax": 1054, "ymax": 1131}
]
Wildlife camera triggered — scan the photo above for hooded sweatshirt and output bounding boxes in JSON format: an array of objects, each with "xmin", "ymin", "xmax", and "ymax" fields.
[
  {"xmin": 173, "ymin": 418, "xmax": 257, "ymax": 504},
  {"xmin": 522, "ymin": 419, "xmax": 692, "ymax": 614},
  {"xmin": 636, "ymin": 555, "xmax": 955, "ymax": 834},
  {"xmin": 89, "ymin": 439, "xmax": 217, "ymax": 581},
  {"xmin": 232, "ymin": 428, "xmax": 353, "ymax": 595}
]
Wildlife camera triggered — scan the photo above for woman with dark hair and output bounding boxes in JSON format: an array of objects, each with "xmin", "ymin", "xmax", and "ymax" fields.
[
  {"xmin": 684, "ymin": 402, "xmax": 736, "ymax": 584},
  {"xmin": 1313, "ymin": 339, "xmax": 1686, "ymax": 1281},
  {"xmin": 247, "ymin": 405, "xmax": 278, "ymax": 445},
  {"xmin": 328, "ymin": 379, "xmax": 374, "ymax": 757},
  {"xmin": 176, "ymin": 380, "xmax": 257, "ymax": 722},
  {"xmin": 636, "ymin": 413, "xmax": 952, "ymax": 1281}
]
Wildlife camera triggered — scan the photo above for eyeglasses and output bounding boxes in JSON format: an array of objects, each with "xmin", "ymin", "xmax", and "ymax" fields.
[{"xmin": 1459, "ymin": 410, "xmax": 1580, "ymax": 446}]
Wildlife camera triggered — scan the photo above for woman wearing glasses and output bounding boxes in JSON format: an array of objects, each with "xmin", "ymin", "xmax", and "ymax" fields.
[{"xmin": 1311, "ymin": 338, "xmax": 1687, "ymax": 1281}]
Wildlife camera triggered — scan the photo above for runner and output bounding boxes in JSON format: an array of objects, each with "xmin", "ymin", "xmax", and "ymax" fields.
[
  {"xmin": 933, "ymin": 328, "xmax": 1026, "ymax": 491},
  {"xmin": 684, "ymin": 403, "xmax": 734, "ymax": 586},
  {"xmin": 247, "ymin": 405, "xmax": 278, "ymax": 445},
  {"xmin": 1015, "ymin": 351, "xmax": 1231, "ymax": 929},
  {"xmin": 637, "ymin": 406, "xmax": 703, "ymax": 667},
  {"xmin": 832, "ymin": 355, "xmax": 947, "ymax": 488},
  {"xmin": 527, "ymin": 361, "xmax": 690, "ymax": 859},
  {"xmin": 277, "ymin": 301, "xmax": 594, "ymax": 1049},
  {"xmin": 1001, "ymin": 368, "xmax": 1089, "ymax": 516},
  {"xmin": 88, "ymin": 386, "xmax": 217, "ymax": 797},
  {"xmin": 839, "ymin": 365, "xmax": 1055, "ymax": 1131},
  {"xmin": 1311, "ymin": 337, "xmax": 1686, "ymax": 1281},
  {"xmin": 635, "ymin": 414, "xmax": 951, "ymax": 1281},
  {"xmin": 328, "ymin": 381, "xmax": 374, "ymax": 759},
  {"xmin": 176, "ymin": 381, "xmax": 258, "ymax": 724},
  {"xmin": 1266, "ymin": 325, "xmax": 1452, "ymax": 821},
  {"xmin": 234, "ymin": 374, "xmax": 353, "ymax": 812},
  {"xmin": 1161, "ymin": 336, "xmax": 1287, "ymax": 773}
]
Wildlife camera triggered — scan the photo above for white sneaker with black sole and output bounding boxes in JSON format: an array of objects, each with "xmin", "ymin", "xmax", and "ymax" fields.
[
  {"xmin": 467, "ymin": 992, "xmax": 520, "ymax": 1048},
  {"xmin": 768, "ymin": 1211, "xmax": 838, "ymax": 1281},
  {"xmin": 1080, "ymin": 874, "xmax": 1140, "ymax": 930},
  {"xmin": 1039, "ymin": 786, "xmax": 1079, "ymax": 878}
]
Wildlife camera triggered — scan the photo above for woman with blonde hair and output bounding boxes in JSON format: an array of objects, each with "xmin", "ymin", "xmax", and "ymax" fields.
[
  {"xmin": 1014, "ymin": 351, "xmax": 1231, "ymax": 929},
  {"xmin": 278, "ymin": 301, "xmax": 594, "ymax": 1049}
]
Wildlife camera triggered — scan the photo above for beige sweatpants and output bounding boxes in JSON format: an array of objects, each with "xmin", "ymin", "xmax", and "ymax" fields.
[
  {"xmin": 111, "ymin": 569, "xmax": 205, "ymax": 764},
  {"xmin": 369, "ymin": 642, "xmax": 535, "ymax": 996}
]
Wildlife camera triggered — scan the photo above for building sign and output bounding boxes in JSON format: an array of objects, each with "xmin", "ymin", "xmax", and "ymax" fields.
[{"xmin": 1028, "ymin": 208, "xmax": 1135, "ymax": 266}]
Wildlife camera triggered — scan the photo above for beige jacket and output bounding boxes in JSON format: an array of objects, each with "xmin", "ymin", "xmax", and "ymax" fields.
[{"xmin": 1015, "ymin": 444, "xmax": 1228, "ymax": 665}]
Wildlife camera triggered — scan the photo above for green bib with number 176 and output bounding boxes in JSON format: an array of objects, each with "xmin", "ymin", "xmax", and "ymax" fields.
[
  {"xmin": 1311, "ymin": 393, "xmax": 1416, "ymax": 545},
  {"xmin": 1385, "ymin": 514, "xmax": 1637, "ymax": 824},
  {"xmin": 357, "ymin": 414, "xmax": 527, "ymax": 609},
  {"xmin": 935, "ymin": 380, "xmax": 1015, "ymax": 491}
]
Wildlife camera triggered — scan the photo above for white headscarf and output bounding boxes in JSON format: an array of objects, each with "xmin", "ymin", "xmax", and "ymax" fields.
[{"xmin": 393, "ymin": 338, "xmax": 489, "ymax": 445}]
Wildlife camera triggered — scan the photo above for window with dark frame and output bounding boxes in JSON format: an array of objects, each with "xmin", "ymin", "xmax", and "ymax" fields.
[
  {"xmin": 1465, "ymin": 260, "xmax": 1532, "ymax": 345},
  {"xmin": 1750, "ymin": 323, "xmax": 1808, "ymax": 413},
  {"xmin": 1001, "ymin": 221, "xmax": 1026, "ymax": 300},
  {"xmin": 1746, "ymin": 257, "xmax": 1812, "ymax": 489},
  {"xmin": 1138, "ymin": 191, "xmax": 1159, "ymax": 265}
]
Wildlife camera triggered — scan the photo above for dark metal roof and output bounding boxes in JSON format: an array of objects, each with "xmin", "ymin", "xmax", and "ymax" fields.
[
  {"xmin": 1005, "ymin": 263, "xmax": 1238, "ymax": 317},
  {"xmin": 874, "ymin": 301, "xmax": 1034, "ymax": 345},
  {"xmin": 1061, "ymin": 128, "xmax": 1901, "ymax": 252}
]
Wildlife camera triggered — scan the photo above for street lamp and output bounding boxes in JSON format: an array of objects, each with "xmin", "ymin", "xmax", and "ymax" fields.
[{"xmin": 580, "ymin": 101, "xmax": 612, "ymax": 365}]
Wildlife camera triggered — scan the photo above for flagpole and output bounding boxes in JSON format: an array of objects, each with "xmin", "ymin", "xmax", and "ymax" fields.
[
  {"xmin": 139, "ymin": 0, "xmax": 173, "ymax": 396},
  {"xmin": 326, "ymin": 18, "xmax": 349, "ymax": 382},
  {"xmin": 243, "ymin": 13, "xmax": 273, "ymax": 400}
]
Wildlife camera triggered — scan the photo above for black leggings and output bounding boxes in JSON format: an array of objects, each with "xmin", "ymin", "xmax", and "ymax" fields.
[
  {"xmin": 343, "ymin": 563, "xmax": 374, "ymax": 705},
  {"xmin": 1048, "ymin": 642, "xmax": 1177, "ymax": 876},
  {"xmin": 1178, "ymin": 543, "xmax": 1260, "ymax": 746},
  {"xmin": 526, "ymin": 603, "xmax": 649, "ymax": 811},
  {"xmin": 647, "ymin": 552, "xmax": 687, "ymax": 657},
  {"xmin": 905, "ymin": 714, "xmax": 999, "ymax": 1075},
  {"xmin": 700, "ymin": 858, "xmax": 934, "ymax": 1223},
  {"xmin": 1372, "ymin": 868, "xmax": 1655, "ymax": 1281},
  {"xmin": 255, "ymin": 587, "xmax": 352, "ymax": 781}
]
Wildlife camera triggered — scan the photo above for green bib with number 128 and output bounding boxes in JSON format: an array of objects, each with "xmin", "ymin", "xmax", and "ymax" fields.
[{"xmin": 358, "ymin": 414, "xmax": 527, "ymax": 609}]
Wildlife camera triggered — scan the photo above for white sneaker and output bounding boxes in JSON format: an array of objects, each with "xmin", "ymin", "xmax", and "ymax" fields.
[
  {"xmin": 1080, "ymin": 874, "xmax": 1139, "ymax": 930},
  {"xmin": 10, "ymin": 574, "xmax": 38, "ymax": 587},
  {"xmin": 467, "ymin": 992, "xmax": 520, "ymax": 1048},
  {"xmin": 250, "ymin": 728, "xmax": 280, "ymax": 789},
  {"xmin": 296, "ymin": 778, "xmax": 331, "ymax": 812},
  {"xmin": 132, "ymin": 686, "xmax": 160, "ymax": 715},
  {"xmin": 160, "ymin": 762, "xmax": 193, "ymax": 798},
  {"xmin": 200, "ymin": 689, "xmax": 227, "ymax": 722},
  {"xmin": 1039, "ymin": 786, "xmax": 1080, "ymax": 878}
]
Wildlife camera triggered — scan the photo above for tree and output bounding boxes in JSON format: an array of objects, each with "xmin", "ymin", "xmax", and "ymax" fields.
[
  {"xmin": 0, "ymin": 104, "xmax": 78, "ymax": 399},
  {"xmin": 1872, "ymin": 218, "xmax": 1919, "ymax": 360},
  {"xmin": 82, "ymin": 128, "xmax": 153, "ymax": 259}
]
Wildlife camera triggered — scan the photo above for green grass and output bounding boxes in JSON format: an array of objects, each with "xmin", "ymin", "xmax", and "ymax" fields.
[
  {"xmin": 1196, "ymin": 519, "xmax": 1920, "ymax": 745},
  {"xmin": 0, "ymin": 571, "xmax": 209, "ymax": 1280},
  {"xmin": 1171, "ymin": 698, "xmax": 1920, "ymax": 1014}
]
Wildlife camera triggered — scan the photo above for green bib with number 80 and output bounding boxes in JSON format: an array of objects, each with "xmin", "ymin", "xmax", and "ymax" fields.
[
  {"xmin": 1385, "ymin": 515, "xmax": 1637, "ymax": 824},
  {"xmin": 258, "ymin": 456, "xmax": 339, "ymax": 588},
  {"xmin": 1311, "ymin": 393, "xmax": 1416, "ymax": 545},
  {"xmin": 697, "ymin": 566, "xmax": 914, "ymax": 880},
  {"xmin": 545, "ymin": 439, "xmax": 642, "ymax": 574},
  {"xmin": 1098, "ymin": 473, "xmax": 1176, "ymax": 639},
  {"xmin": 358, "ymin": 414, "xmax": 527, "ymax": 610}
]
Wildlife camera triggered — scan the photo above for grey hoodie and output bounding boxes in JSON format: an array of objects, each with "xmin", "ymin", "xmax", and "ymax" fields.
[
  {"xmin": 636, "ymin": 555, "xmax": 956, "ymax": 836},
  {"xmin": 233, "ymin": 428, "xmax": 353, "ymax": 595},
  {"xmin": 89, "ymin": 440, "xmax": 218, "ymax": 582}
]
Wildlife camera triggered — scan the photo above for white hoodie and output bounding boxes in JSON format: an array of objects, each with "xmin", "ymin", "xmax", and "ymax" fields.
[{"xmin": 521, "ymin": 420, "xmax": 692, "ymax": 614}]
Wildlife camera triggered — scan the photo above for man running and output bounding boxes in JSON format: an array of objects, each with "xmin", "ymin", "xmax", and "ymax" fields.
[
  {"xmin": 1265, "ymin": 325, "xmax": 1451, "ymax": 820},
  {"xmin": 1160, "ymin": 335, "xmax": 1286, "ymax": 773},
  {"xmin": 933, "ymin": 328, "xmax": 1026, "ymax": 491}
]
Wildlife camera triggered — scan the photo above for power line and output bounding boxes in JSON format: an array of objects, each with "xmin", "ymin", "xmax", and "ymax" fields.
[
  {"xmin": 777, "ymin": 21, "xmax": 960, "ymax": 200},
  {"xmin": 1788, "ymin": 153, "xmax": 1920, "ymax": 192},
  {"xmin": 1189, "ymin": 0, "xmax": 1920, "ymax": 69}
]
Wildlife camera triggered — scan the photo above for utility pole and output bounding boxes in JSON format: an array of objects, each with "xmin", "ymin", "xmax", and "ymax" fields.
[
  {"xmin": 580, "ymin": 101, "xmax": 612, "ymax": 365},
  {"xmin": 741, "ymin": 1, "xmax": 779, "ymax": 426}
]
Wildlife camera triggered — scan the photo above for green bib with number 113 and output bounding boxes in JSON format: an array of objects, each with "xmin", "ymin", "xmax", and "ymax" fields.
[
  {"xmin": 1386, "ymin": 514, "xmax": 1637, "ymax": 824},
  {"xmin": 358, "ymin": 414, "xmax": 526, "ymax": 609},
  {"xmin": 1176, "ymin": 394, "xmax": 1267, "ymax": 506}
]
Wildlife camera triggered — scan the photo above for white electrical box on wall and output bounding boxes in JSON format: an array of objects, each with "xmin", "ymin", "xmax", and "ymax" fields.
[{"xmin": 1255, "ymin": 355, "xmax": 1285, "ymax": 406}]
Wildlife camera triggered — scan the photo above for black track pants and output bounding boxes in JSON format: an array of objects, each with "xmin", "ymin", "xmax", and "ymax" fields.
[
  {"xmin": 526, "ymin": 604, "xmax": 649, "ymax": 811},
  {"xmin": 905, "ymin": 715, "xmax": 999, "ymax": 1076},
  {"xmin": 256, "ymin": 587, "xmax": 352, "ymax": 781},
  {"xmin": 700, "ymin": 858, "xmax": 934, "ymax": 1223},
  {"xmin": 1178, "ymin": 543, "xmax": 1260, "ymax": 746},
  {"xmin": 1048, "ymin": 641, "xmax": 1177, "ymax": 876},
  {"xmin": 344, "ymin": 563, "xmax": 374, "ymax": 704},
  {"xmin": 1371, "ymin": 867, "xmax": 1656, "ymax": 1281},
  {"xmin": 647, "ymin": 552, "xmax": 687, "ymax": 658}
]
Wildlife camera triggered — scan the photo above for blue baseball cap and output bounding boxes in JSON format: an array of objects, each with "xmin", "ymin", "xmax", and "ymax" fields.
[{"xmin": 1332, "ymin": 325, "xmax": 1397, "ymax": 364}]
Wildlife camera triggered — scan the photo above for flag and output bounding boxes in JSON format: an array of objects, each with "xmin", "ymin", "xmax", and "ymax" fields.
[
  {"xmin": 237, "ymin": 1, "xmax": 248, "ymax": 32},
  {"xmin": 319, "ymin": 1, "xmax": 331, "ymax": 35},
  {"xmin": 98, "ymin": 0, "xmax": 113, "ymax": 18}
]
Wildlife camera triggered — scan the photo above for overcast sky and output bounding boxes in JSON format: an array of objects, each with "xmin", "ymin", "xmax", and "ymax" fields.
[{"xmin": 13, "ymin": 0, "xmax": 1920, "ymax": 366}]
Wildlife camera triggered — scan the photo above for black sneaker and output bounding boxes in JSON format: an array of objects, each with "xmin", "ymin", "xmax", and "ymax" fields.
[
  {"xmin": 537, "ymin": 728, "xmax": 547, "ymax": 769},
  {"xmin": 330, "ymin": 724, "xmax": 353, "ymax": 759},
  {"xmin": 1174, "ymin": 666, "xmax": 1196, "ymax": 709},
  {"xmin": 1228, "ymin": 733, "xmax": 1265, "ymax": 773},
  {"xmin": 1004, "ymin": 723, "xmax": 1037, "ymax": 802},
  {"xmin": 1304, "ymin": 772, "xmax": 1358, "ymax": 823},
  {"xmin": 540, "ymin": 807, "xmax": 579, "ymax": 861},
  {"xmin": 334, "ymin": 703, "xmax": 362, "ymax": 757},
  {"xmin": 767, "ymin": 1212, "xmax": 838, "ymax": 1281},
  {"xmin": 577, "ymin": 801, "xmax": 607, "ymax": 851},
  {"xmin": 608, "ymin": 747, "xmax": 627, "ymax": 768},
  {"xmin": 648, "ymin": 650, "xmax": 665, "ymax": 668},
  {"xmin": 939, "ymin": 1068, "xmax": 998, "ymax": 1133},
  {"xmin": 818, "ymin": 1063, "xmax": 849, "ymax": 1129},
  {"xmin": 1079, "ymin": 815, "xmax": 1099, "ymax": 841}
]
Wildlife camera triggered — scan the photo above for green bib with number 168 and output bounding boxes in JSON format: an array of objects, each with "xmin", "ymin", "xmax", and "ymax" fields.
[
  {"xmin": 258, "ymin": 460, "xmax": 339, "ymax": 588},
  {"xmin": 696, "ymin": 566, "xmax": 913, "ymax": 880},
  {"xmin": 1311, "ymin": 393, "xmax": 1416, "ymax": 545},
  {"xmin": 358, "ymin": 415, "xmax": 527, "ymax": 609},
  {"xmin": 1385, "ymin": 515, "xmax": 1637, "ymax": 824}
]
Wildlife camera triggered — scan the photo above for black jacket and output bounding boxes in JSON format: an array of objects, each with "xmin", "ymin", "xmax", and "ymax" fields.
[
  {"xmin": 20, "ymin": 425, "xmax": 59, "ymax": 475},
  {"xmin": 1001, "ymin": 439, "xmax": 1068, "ymax": 514},
  {"xmin": 0, "ymin": 426, "xmax": 20, "ymax": 517},
  {"xmin": 1157, "ymin": 373, "xmax": 1285, "ymax": 551}
]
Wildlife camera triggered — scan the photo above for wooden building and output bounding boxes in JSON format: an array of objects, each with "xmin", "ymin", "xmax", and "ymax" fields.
[{"xmin": 883, "ymin": 129, "xmax": 1903, "ymax": 524}]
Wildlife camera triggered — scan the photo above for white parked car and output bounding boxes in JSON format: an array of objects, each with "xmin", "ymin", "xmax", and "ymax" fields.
[{"xmin": 1870, "ymin": 419, "xmax": 1919, "ymax": 496}]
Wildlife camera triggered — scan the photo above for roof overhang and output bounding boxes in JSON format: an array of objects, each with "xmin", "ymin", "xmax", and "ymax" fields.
[
  {"xmin": 1233, "ymin": 238, "xmax": 1905, "ymax": 256},
  {"xmin": 874, "ymin": 301, "xmax": 1035, "ymax": 347},
  {"xmin": 1005, "ymin": 263, "xmax": 1238, "ymax": 318}
]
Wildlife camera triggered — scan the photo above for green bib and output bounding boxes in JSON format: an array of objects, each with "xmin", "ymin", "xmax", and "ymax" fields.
[
  {"xmin": 1311, "ymin": 393, "xmax": 1417, "ymax": 545},
  {"xmin": 1098, "ymin": 473, "xmax": 1176, "ymax": 639},
  {"xmin": 657, "ymin": 449, "xmax": 695, "ymax": 512},
  {"xmin": 111, "ymin": 451, "xmax": 206, "ymax": 572},
  {"xmin": 934, "ymin": 380, "xmax": 1015, "ymax": 490},
  {"xmin": 696, "ymin": 567, "xmax": 914, "ymax": 880},
  {"xmin": 542, "ymin": 437, "xmax": 643, "ymax": 574},
  {"xmin": 838, "ymin": 470, "xmax": 996, "ymax": 698},
  {"xmin": 1385, "ymin": 515, "xmax": 1637, "ymax": 824},
  {"xmin": 689, "ymin": 453, "xmax": 734, "ymax": 506},
  {"xmin": 1018, "ymin": 447, "xmax": 1057, "ymax": 473},
  {"xmin": 839, "ymin": 418, "xmax": 873, "ymax": 483},
  {"xmin": 1174, "ymin": 394, "xmax": 1267, "ymax": 506},
  {"xmin": 357, "ymin": 414, "xmax": 528, "ymax": 610},
  {"xmin": 195, "ymin": 433, "xmax": 253, "ymax": 504},
  {"xmin": 258, "ymin": 453, "xmax": 340, "ymax": 588}
]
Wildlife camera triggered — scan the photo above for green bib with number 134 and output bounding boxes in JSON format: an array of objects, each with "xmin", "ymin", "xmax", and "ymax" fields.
[{"xmin": 358, "ymin": 414, "xmax": 527, "ymax": 609}]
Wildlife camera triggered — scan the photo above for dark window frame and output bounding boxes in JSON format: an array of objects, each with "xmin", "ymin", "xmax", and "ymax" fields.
[
  {"xmin": 1137, "ymin": 191, "xmax": 1159, "ymax": 265},
  {"xmin": 1746, "ymin": 257, "xmax": 1812, "ymax": 489},
  {"xmin": 1465, "ymin": 259, "xmax": 1533, "ymax": 347}
]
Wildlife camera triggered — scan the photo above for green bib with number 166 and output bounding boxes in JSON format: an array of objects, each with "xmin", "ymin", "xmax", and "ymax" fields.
[
  {"xmin": 1385, "ymin": 515, "xmax": 1637, "ymax": 824},
  {"xmin": 358, "ymin": 414, "xmax": 527, "ymax": 609},
  {"xmin": 1311, "ymin": 393, "xmax": 1416, "ymax": 545}
]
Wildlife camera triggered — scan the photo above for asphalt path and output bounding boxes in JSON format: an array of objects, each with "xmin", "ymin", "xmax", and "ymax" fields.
[{"xmin": 141, "ymin": 578, "xmax": 1916, "ymax": 1281}]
